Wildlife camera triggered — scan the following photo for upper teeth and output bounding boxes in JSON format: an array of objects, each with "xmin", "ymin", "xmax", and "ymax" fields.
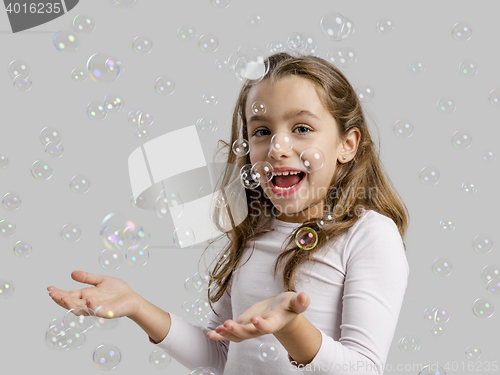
[{"xmin": 273, "ymin": 171, "xmax": 302, "ymax": 176}]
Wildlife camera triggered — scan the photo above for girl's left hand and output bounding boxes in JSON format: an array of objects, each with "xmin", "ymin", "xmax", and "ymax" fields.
[{"xmin": 206, "ymin": 291, "xmax": 310, "ymax": 343}]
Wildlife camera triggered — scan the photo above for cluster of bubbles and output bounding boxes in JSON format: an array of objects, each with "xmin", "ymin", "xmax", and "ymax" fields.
[
  {"xmin": 481, "ymin": 264, "xmax": 500, "ymax": 297},
  {"xmin": 423, "ymin": 306, "xmax": 450, "ymax": 337},
  {"xmin": 0, "ymin": 191, "xmax": 27, "ymax": 260},
  {"xmin": 99, "ymin": 213, "xmax": 151, "ymax": 269},
  {"xmin": 40, "ymin": 126, "xmax": 64, "ymax": 160},
  {"xmin": 127, "ymin": 109, "xmax": 154, "ymax": 140},
  {"xmin": 7, "ymin": 60, "xmax": 32, "ymax": 91},
  {"xmin": 182, "ymin": 271, "xmax": 214, "ymax": 325},
  {"xmin": 45, "ymin": 306, "xmax": 119, "ymax": 351},
  {"xmin": 175, "ymin": 23, "xmax": 220, "ymax": 53},
  {"xmin": 53, "ymin": 14, "xmax": 96, "ymax": 53},
  {"xmin": 86, "ymin": 93, "xmax": 125, "ymax": 120},
  {"xmin": 87, "ymin": 53, "xmax": 123, "ymax": 83}
]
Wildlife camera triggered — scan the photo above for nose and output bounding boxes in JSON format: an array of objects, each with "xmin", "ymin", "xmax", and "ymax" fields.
[{"xmin": 267, "ymin": 131, "xmax": 294, "ymax": 159}]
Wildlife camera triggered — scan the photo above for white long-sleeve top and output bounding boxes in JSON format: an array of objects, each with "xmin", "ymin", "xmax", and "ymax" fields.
[{"xmin": 149, "ymin": 209, "xmax": 410, "ymax": 374}]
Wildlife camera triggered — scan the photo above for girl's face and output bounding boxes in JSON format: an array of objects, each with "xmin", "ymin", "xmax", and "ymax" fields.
[{"xmin": 245, "ymin": 75, "xmax": 345, "ymax": 223}]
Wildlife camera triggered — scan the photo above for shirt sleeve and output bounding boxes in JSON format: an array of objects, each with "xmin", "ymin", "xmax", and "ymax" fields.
[
  {"xmin": 287, "ymin": 214, "xmax": 410, "ymax": 375},
  {"xmin": 147, "ymin": 288, "xmax": 233, "ymax": 374}
]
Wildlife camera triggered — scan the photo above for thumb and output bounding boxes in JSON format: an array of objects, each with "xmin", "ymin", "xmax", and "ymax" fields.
[
  {"xmin": 71, "ymin": 271, "xmax": 105, "ymax": 286},
  {"xmin": 294, "ymin": 292, "xmax": 309, "ymax": 311}
]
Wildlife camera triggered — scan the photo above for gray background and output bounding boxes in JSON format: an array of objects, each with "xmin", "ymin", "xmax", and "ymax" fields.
[{"xmin": 0, "ymin": 0, "xmax": 499, "ymax": 374}]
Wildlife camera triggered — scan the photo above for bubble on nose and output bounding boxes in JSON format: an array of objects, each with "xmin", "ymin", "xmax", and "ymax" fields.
[
  {"xmin": 251, "ymin": 161, "xmax": 274, "ymax": 184},
  {"xmin": 269, "ymin": 131, "xmax": 293, "ymax": 156}
]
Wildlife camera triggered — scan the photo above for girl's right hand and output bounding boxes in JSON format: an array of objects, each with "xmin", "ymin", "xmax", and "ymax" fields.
[{"xmin": 47, "ymin": 270, "xmax": 142, "ymax": 319}]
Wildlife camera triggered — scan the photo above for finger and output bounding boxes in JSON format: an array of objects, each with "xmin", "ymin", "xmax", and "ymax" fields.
[
  {"xmin": 211, "ymin": 327, "xmax": 242, "ymax": 342},
  {"xmin": 49, "ymin": 288, "xmax": 82, "ymax": 299},
  {"xmin": 72, "ymin": 271, "xmax": 105, "ymax": 286},
  {"xmin": 292, "ymin": 292, "xmax": 309, "ymax": 312}
]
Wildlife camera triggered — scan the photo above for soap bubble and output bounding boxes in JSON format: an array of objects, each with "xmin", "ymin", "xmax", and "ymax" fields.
[
  {"xmin": 0, "ymin": 220, "xmax": 15, "ymax": 238},
  {"xmin": 86, "ymin": 100, "xmax": 108, "ymax": 120},
  {"xmin": 70, "ymin": 175, "xmax": 91, "ymax": 194},
  {"xmin": 40, "ymin": 126, "xmax": 62, "ymax": 147},
  {"xmin": 94, "ymin": 306, "xmax": 120, "ymax": 330},
  {"xmin": 0, "ymin": 155, "xmax": 8, "ymax": 169},
  {"xmin": 398, "ymin": 335, "xmax": 420, "ymax": 352},
  {"xmin": 247, "ymin": 14, "xmax": 263, "ymax": 27},
  {"xmin": 452, "ymin": 21, "xmax": 472, "ymax": 41},
  {"xmin": 432, "ymin": 258, "xmax": 452, "ymax": 276},
  {"xmin": 196, "ymin": 117, "xmax": 218, "ymax": 133},
  {"xmin": 300, "ymin": 147, "xmax": 324, "ymax": 173},
  {"xmin": 268, "ymin": 131, "xmax": 294, "ymax": 156},
  {"xmin": 465, "ymin": 346, "xmax": 481, "ymax": 360},
  {"xmin": 103, "ymin": 94, "xmax": 125, "ymax": 113},
  {"xmin": 13, "ymin": 240, "xmax": 32, "ymax": 257},
  {"xmin": 73, "ymin": 14, "xmax": 96, "ymax": 33},
  {"xmin": 150, "ymin": 349, "xmax": 172, "ymax": 369},
  {"xmin": 487, "ymin": 279, "xmax": 500, "ymax": 296},
  {"xmin": 295, "ymin": 227, "xmax": 318, "ymax": 250},
  {"xmin": 0, "ymin": 279, "xmax": 15, "ymax": 299},
  {"xmin": 251, "ymin": 101, "xmax": 266, "ymax": 115},
  {"xmin": 419, "ymin": 166, "xmax": 440, "ymax": 185},
  {"xmin": 173, "ymin": 227, "xmax": 196, "ymax": 249},
  {"xmin": 267, "ymin": 41, "xmax": 285, "ymax": 54},
  {"xmin": 135, "ymin": 127, "xmax": 149, "ymax": 140},
  {"xmin": 393, "ymin": 119, "xmax": 414, "ymax": 138},
  {"xmin": 87, "ymin": 53, "xmax": 122, "ymax": 82},
  {"xmin": 211, "ymin": 0, "xmax": 231, "ymax": 9},
  {"xmin": 132, "ymin": 35, "xmax": 153, "ymax": 54},
  {"xmin": 458, "ymin": 59, "xmax": 478, "ymax": 77},
  {"xmin": 61, "ymin": 223, "xmax": 82, "ymax": 242},
  {"xmin": 31, "ymin": 160, "xmax": 53, "ymax": 180},
  {"xmin": 99, "ymin": 249, "xmax": 123, "ymax": 270},
  {"xmin": 286, "ymin": 32, "xmax": 305, "ymax": 52},
  {"xmin": 177, "ymin": 25, "xmax": 197, "ymax": 42},
  {"xmin": 232, "ymin": 138, "xmax": 250, "ymax": 157},
  {"xmin": 251, "ymin": 161, "xmax": 274, "ymax": 184},
  {"xmin": 2, "ymin": 192, "xmax": 21, "ymax": 210},
  {"xmin": 45, "ymin": 142, "xmax": 64, "ymax": 158},
  {"xmin": 356, "ymin": 84, "xmax": 375, "ymax": 103},
  {"xmin": 126, "ymin": 247, "xmax": 149, "ymax": 266},
  {"xmin": 451, "ymin": 130, "xmax": 472, "ymax": 149},
  {"xmin": 480, "ymin": 265, "xmax": 500, "ymax": 284},
  {"xmin": 8, "ymin": 60, "xmax": 30, "ymax": 79},
  {"xmin": 198, "ymin": 34, "xmax": 219, "ymax": 52},
  {"xmin": 215, "ymin": 57, "xmax": 228, "ymax": 71},
  {"xmin": 257, "ymin": 342, "xmax": 279, "ymax": 362},
  {"xmin": 473, "ymin": 234, "xmax": 493, "ymax": 254},
  {"xmin": 326, "ymin": 47, "xmax": 357, "ymax": 68},
  {"xmin": 430, "ymin": 323, "xmax": 445, "ymax": 337},
  {"xmin": 472, "ymin": 298, "xmax": 494, "ymax": 318},
  {"xmin": 489, "ymin": 89, "xmax": 499, "ymax": 106},
  {"xmin": 155, "ymin": 77, "xmax": 175, "ymax": 95},
  {"xmin": 439, "ymin": 219, "xmax": 455, "ymax": 231},
  {"xmin": 53, "ymin": 30, "xmax": 80, "ymax": 52},
  {"xmin": 64, "ymin": 307, "xmax": 95, "ymax": 333},
  {"xmin": 202, "ymin": 93, "xmax": 218, "ymax": 105},
  {"xmin": 93, "ymin": 344, "xmax": 122, "ymax": 370},
  {"xmin": 409, "ymin": 61, "xmax": 425, "ymax": 75},
  {"xmin": 320, "ymin": 13, "xmax": 354, "ymax": 41},
  {"xmin": 376, "ymin": 18, "xmax": 394, "ymax": 33},
  {"xmin": 239, "ymin": 164, "xmax": 260, "ymax": 189},
  {"xmin": 13, "ymin": 76, "xmax": 32, "ymax": 91}
]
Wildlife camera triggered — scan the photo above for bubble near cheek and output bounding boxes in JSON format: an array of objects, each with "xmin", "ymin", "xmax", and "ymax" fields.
[
  {"xmin": 300, "ymin": 147, "xmax": 325, "ymax": 173},
  {"xmin": 232, "ymin": 138, "xmax": 250, "ymax": 157},
  {"xmin": 239, "ymin": 164, "xmax": 260, "ymax": 190},
  {"xmin": 251, "ymin": 161, "xmax": 273, "ymax": 184}
]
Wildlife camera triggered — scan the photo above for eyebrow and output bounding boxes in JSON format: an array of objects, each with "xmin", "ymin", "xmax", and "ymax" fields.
[{"xmin": 247, "ymin": 109, "xmax": 320, "ymax": 124}]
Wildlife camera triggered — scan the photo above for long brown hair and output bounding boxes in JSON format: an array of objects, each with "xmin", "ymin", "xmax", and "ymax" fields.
[{"xmin": 199, "ymin": 52, "xmax": 410, "ymax": 317}]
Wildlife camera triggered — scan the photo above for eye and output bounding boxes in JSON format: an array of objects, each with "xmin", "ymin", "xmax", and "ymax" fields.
[
  {"xmin": 252, "ymin": 128, "xmax": 270, "ymax": 137},
  {"xmin": 294, "ymin": 125, "xmax": 311, "ymax": 134}
]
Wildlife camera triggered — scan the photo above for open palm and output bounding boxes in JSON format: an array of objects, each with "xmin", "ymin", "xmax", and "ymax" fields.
[{"xmin": 47, "ymin": 270, "xmax": 141, "ymax": 319}]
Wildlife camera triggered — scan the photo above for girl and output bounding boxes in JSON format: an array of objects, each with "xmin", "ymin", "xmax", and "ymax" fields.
[{"xmin": 48, "ymin": 52, "xmax": 410, "ymax": 375}]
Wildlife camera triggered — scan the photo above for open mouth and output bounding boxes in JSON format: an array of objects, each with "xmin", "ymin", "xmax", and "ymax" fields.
[{"xmin": 271, "ymin": 171, "xmax": 305, "ymax": 191}]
